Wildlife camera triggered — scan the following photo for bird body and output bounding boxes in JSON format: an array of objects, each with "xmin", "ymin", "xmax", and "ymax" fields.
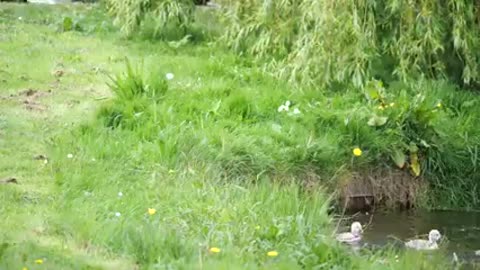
[
  {"xmin": 405, "ymin": 229, "xmax": 441, "ymax": 250},
  {"xmin": 336, "ymin": 232, "xmax": 362, "ymax": 243},
  {"xmin": 336, "ymin": 222, "xmax": 363, "ymax": 243},
  {"xmin": 405, "ymin": 239, "xmax": 438, "ymax": 250}
]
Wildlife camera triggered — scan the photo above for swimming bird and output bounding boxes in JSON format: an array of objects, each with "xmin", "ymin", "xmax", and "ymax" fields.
[
  {"xmin": 405, "ymin": 229, "xmax": 441, "ymax": 250},
  {"xmin": 336, "ymin": 222, "xmax": 363, "ymax": 243}
]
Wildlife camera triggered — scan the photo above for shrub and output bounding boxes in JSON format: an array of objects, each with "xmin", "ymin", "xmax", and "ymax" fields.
[{"xmin": 105, "ymin": 0, "xmax": 195, "ymax": 37}]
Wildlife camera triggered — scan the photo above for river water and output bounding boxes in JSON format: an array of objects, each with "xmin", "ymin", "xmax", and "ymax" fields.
[{"xmin": 339, "ymin": 210, "xmax": 480, "ymax": 266}]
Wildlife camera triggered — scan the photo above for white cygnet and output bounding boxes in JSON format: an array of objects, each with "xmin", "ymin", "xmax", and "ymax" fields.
[
  {"xmin": 405, "ymin": 229, "xmax": 442, "ymax": 250},
  {"xmin": 336, "ymin": 222, "xmax": 363, "ymax": 243}
]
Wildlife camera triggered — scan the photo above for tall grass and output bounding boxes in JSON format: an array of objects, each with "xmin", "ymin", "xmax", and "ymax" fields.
[
  {"xmin": 50, "ymin": 118, "xmax": 444, "ymax": 270},
  {"xmin": 71, "ymin": 55, "xmax": 480, "ymax": 209},
  {"xmin": 50, "ymin": 131, "xmax": 449, "ymax": 269}
]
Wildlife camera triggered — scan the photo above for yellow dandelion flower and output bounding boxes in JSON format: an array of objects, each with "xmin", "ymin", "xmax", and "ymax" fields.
[
  {"xmin": 389, "ymin": 102, "xmax": 395, "ymax": 107},
  {"xmin": 436, "ymin": 102, "xmax": 442, "ymax": 108},
  {"xmin": 22, "ymin": 267, "xmax": 28, "ymax": 270},
  {"xmin": 34, "ymin": 259, "xmax": 43, "ymax": 264},
  {"xmin": 353, "ymin": 147, "xmax": 362, "ymax": 157},
  {"xmin": 148, "ymin": 208, "xmax": 156, "ymax": 215},
  {"xmin": 378, "ymin": 105, "xmax": 385, "ymax": 110},
  {"xmin": 209, "ymin": 247, "xmax": 221, "ymax": 253},
  {"xmin": 267, "ymin": 250, "xmax": 279, "ymax": 257}
]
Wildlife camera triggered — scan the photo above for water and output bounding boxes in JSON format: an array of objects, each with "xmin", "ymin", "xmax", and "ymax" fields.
[{"xmin": 340, "ymin": 210, "xmax": 480, "ymax": 264}]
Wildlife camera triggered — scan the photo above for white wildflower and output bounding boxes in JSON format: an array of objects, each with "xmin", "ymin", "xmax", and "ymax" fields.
[
  {"xmin": 18, "ymin": 17, "xmax": 22, "ymax": 20},
  {"xmin": 115, "ymin": 212, "xmax": 121, "ymax": 217},
  {"xmin": 277, "ymin": 105, "xmax": 288, "ymax": 112},
  {"xmin": 118, "ymin": 192, "xmax": 123, "ymax": 197},
  {"xmin": 292, "ymin": 108, "xmax": 301, "ymax": 115},
  {"xmin": 67, "ymin": 154, "xmax": 73, "ymax": 159},
  {"xmin": 165, "ymin": 73, "xmax": 174, "ymax": 80},
  {"xmin": 277, "ymin": 101, "xmax": 291, "ymax": 112}
]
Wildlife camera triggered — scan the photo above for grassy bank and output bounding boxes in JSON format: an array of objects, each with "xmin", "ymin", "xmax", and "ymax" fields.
[{"xmin": 0, "ymin": 2, "xmax": 475, "ymax": 269}]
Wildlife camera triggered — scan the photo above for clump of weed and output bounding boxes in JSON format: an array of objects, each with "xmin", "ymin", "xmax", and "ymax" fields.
[{"xmin": 99, "ymin": 60, "xmax": 168, "ymax": 129}]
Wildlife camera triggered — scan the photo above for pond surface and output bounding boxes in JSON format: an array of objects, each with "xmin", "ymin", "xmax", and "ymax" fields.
[{"xmin": 341, "ymin": 210, "xmax": 480, "ymax": 265}]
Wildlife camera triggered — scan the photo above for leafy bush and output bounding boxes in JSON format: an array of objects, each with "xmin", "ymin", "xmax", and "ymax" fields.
[
  {"xmin": 105, "ymin": 0, "xmax": 195, "ymax": 37},
  {"xmin": 220, "ymin": 0, "xmax": 480, "ymax": 88}
]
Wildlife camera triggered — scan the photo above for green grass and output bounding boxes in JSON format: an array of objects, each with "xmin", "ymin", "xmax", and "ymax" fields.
[{"xmin": 0, "ymin": 2, "xmax": 477, "ymax": 269}]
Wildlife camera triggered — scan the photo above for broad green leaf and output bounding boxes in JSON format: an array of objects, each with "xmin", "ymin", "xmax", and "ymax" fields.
[
  {"xmin": 365, "ymin": 81, "xmax": 378, "ymax": 100},
  {"xmin": 168, "ymin": 34, "xmax": 192, "ymax": 49},
  {"xmin": 409, "ymin": 142, "xmax": 419, "ymax": 153},
  {"xmin": 462, "ymin": 100, "xmax": 476, "ymax": 109},
  {"xmin": 367, "ymin": 115, "xmax": 388, "ymax": 127},
  {"xmin": 420, "ymin": 140, "xmax": 430, "ymax": 148},
  {"xmin": 391, "ymin": 148, "xmax": 406, "ymax": 168},
  {"xmin": 410, "ymin": 152, "xmax": 421, "ymax": 176},
  {"xmin": 63, "ymin": 17, "xmax": 73, "ymax": 32},
  {"xmin": 365, "ymin": 80, "xmax": 385, "ymax": 101},
  {"xmin": 366, "ymin": 88, "xmax": 379, "ymax": 100}
]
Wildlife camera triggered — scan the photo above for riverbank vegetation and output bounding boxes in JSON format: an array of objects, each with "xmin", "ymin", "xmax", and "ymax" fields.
[
  {"xmin": 0, "ymin": 1, "xmax": 478, "ymax": 269},
  {"xmin": 102, "ymin": 0, "xmax": 480, "ymax": 209}
]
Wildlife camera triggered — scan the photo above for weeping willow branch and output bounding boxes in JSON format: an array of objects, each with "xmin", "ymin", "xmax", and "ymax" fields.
[
  {"xmin": 220, "ymin": 0, "xmax": 480, "ymax": 88},
  {"xmin": 105, "ymin": 0, "xmax": 195, "ymax": 37}
]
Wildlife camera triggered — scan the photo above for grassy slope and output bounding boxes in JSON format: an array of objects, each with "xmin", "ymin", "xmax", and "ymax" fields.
[
  {"xmin": 0, "ymin": 3, "xmax": 136, "ymax": 269},
  {"xmin": 0, "ymin": 3, "xmax": 463, "ymax": 269}
]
